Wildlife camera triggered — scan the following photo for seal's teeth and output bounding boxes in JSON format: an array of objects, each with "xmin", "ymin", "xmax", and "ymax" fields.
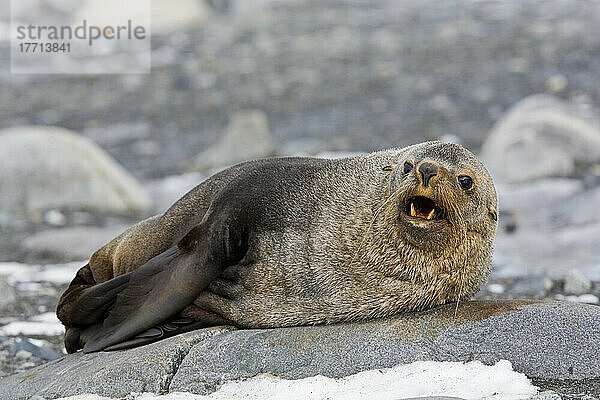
[
  {"xmin": 426, "ymin": 209, "xmax": 435, "ymax": 220},
  {"xmin": 410, "ymin": 202, "xmax": 416, "ymax": 217}
]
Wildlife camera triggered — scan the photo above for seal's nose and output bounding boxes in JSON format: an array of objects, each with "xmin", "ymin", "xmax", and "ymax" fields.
[{"xmin": 418, "ymin": 162, "xmax": 438, "ymax": 187}]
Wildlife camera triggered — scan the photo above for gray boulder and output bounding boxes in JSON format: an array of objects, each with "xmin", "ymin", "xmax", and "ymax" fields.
[
  {"xmin": 8, "ymin": 339, "xmax": 61, "ymax": 361},
  {"xmin": 0, "ymin": 326, "xmax": 233, "ymax": 399},
  {"xmin": 22, "ymin": 225, "xmax": 129, "ymax": 261},
  {"xmin": 1, "ymin": 300, "xmax": 598, "ymax": 399},
  {"xmin": 0, "ymin": 126, "xmax": 152, "ymax": 222},
  {"xmin": 495, "ymin": 179, "xmax": 583, "ymax": 218},
  {"xmin": 193, "ymin": 110, "xmax": 274, "ymax": 171},
  {"xmin": 481, "ymin": 94, "xmax": 600, "ymax": 183},
  {"xmin": 493, "ymin": 226, "xmax": 600, "ymax": 281},
  {"xmin": 550, "ymin": 184, "xmax": 600, "ymax": 227},
  {"xmin": 73, "ymin": 0, "xmax": 211, "ymax": 35},
  {"xmin": 563, "ymin": 268, "xmax": 593, "ymax": 295},
  {"xmin": 491, "ymin": 177, "xmax": 600, "ymax": 281}
]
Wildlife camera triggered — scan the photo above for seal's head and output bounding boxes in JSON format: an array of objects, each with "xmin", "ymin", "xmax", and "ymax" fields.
[
  {"xmin": 383, "ymin": 141, "xmax": 498, "ymax": 301},
  {"xmin": 388, "ymin": 141, "xmax": 498, "ymax": 249}
]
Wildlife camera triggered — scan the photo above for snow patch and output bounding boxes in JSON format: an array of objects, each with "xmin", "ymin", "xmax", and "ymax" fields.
[
  {"xmin": 54, "ymin": 360, "xmax": 538, "ymax": 400},
  {"xmin": 0, "ymin": 312, "xmax": 64, "ymax": 336},
  {"xmin": 0, "ymin": 261, "xmax": 84, "ymax": 285}
]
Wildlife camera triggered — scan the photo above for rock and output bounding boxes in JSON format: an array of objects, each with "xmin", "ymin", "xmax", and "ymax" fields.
[
  {"xmin": 278, "ymin": 138, "xmax": 333, "ymax": 157},
  {"xmin": 556, "ymin": 293, "xmax": 600, "ymax": 305},
  {"xmin": 1, "ymin": 301, "xmax": 598, "ymax": 399},
  {"xmin": 509, "ymin": 276, "xmax": 552, "ymax": 298},
  {"xmin": 146, "ymin": 172, "xmax": 206, "ymax": 213},
  {"xmin": 486, "ymin": 283, "xmax": 505, "ymax": 294},
  {"xmin": 495, "ymin": 179, "xmax": 583, "ymax": 217},
  {"xmin": 73, "ymin": 0, "xmax": 211, "ymax": 35},
  {"xmin": 43, "ymin": 210, "xmax": 67, "ymax": 227},
  {"xmin": 6, "ymin": 1, "xmax": 600, "ymax": 178},
  {"xmin": 493, "ymin": 225, "xmax": 600, "ymax": 281},
  {"xmin": 193, "ymin": 110, "xmax": 274, "ymax": 171},
  {"xmin": 550, "ymin": 185, "xmax": 600, "ymax": 227},
  {"xmin": 494, "ymin": 178, "xmax": 584, "ymax": 236},
  {"xmin": 0, "ymin": 126, "xmax": 152, "ymax": 222},
  {"xmin": 490, "ymin": 174, "xmax": 600, "ymax": 282},
  {"xmin": 575, "ymin": 294, "xmax": 599, "ymax": 304},
  {"xmin": 8, "ymin": 339, "xmax": 61, "ymax": 361},
  {"xmin": 171, "ymin": 301, "xmax": 600, "ymax": 392},
  {"xmin": 0, "ymin": 326, "xmax": 233, "ymax": 399},
  {"xmin": 530, "ymin": 391, "xmax": 561, "ymax": 400},
  {"xmin": 0, "ymin": 278, "xmax": 16, "ymax": 311},
  {"xmin": 563, "ymin": 268, "xmax": 592, "ymax": 295},
  {"xmin": 232, "ymin": 1, "xmax": 273, "ymax": 30},
  {"xmin": 481, "ymin": 94, "xmax": 600, "ymax": 183},
  {"xmin": 22, "ymin": 225, "xmax": 128, "ymax": 262},
  {"xmin": 14, "ymin": 350, "xmax": 32, "ymax": 360},
  {"xmin": 83, "ymin": 121, "xmax": 151, "ymax": 147}
]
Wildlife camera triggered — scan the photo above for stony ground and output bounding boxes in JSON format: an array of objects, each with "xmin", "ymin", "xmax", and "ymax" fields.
[
  {"xmin": 2, "ymin": 0, "xmax": 600, "ymax": 179},
  {"xmin": 1, "ymin": 260, "xmax": 598, "ymax": 386},
  {"xmin": 1, "ymin": 0, "xmax": 600, "ymax": 398}
]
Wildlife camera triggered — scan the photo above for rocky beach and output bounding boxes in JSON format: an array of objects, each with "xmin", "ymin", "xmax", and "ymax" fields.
[{"xmin": 1, "ymin": 0, "xmax": 600, "ymax": 399}]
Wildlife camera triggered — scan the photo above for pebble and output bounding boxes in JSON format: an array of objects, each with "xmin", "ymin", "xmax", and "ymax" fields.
[
  {"xmin": 0, "ymin": 279, "xmax": 17, "ymax": 310},
  {"xmin": 43, "ymin": 210, "xmax": 67, "ymax": 227},
  {"xmin": 487, "ymin": 283, "xmax": 505, "ymax": 294},
  {"xmin": 577, "ymin": 294, "xmax": 600, "ymax": 304},
  {"xmin": 564, "ymin": 268, "xmax": 592, "ymax": 295},
  {"xmin": 531, "ymin": 391, "xmax": 561, "ymax": 400},
  {"xmin": 15, "ymin": 350, "xmax": 32, "ymax": 360},
  {"xmin": 509, "ymin": 276, "xmax": 550, "ymax": 298},
  {"xmin": 555, "ymin": 293, "xmax": 600, "ymax": 304},
  {"xmin": 9, "ymin": 338, "xmax": 61, "ymax": 361},
  {"xmin": 545, "ymin": 74, "xmax": 568, "ymax": 93}
]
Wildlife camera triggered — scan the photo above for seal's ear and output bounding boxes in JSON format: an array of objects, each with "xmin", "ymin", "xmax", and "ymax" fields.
[
  {"xmin": 382, "ymin": 163, "xmax": 397, "ymax": 172},
  {"xmin": 488, "ymin": 206, "xmax": 498, "ymax": 221}
]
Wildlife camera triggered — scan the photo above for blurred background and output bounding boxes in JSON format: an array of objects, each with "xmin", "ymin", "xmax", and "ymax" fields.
[{"xmin": 1, "ymin": 0, "xmax": 600, "ymax": 378}]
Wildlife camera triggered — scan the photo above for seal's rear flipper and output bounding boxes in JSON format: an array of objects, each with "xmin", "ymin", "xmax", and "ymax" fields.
[
  {"xmin": 102, "ymin": 319, "xmax": 210, "ymax": 351},
  {"xmin": 58, "ymin": 242, "xmax": 224, "ymax": 353},
  {"xmin": 61, "ymin": 270, "xmax": 131, "ymax": 326},
  {"xmin": 82, "ymin": 246, "xmax": 223, "ymax": 353}
]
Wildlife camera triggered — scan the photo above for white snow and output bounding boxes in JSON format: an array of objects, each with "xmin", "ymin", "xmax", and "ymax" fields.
[
  {"xmin": 54, "ymin": 359, "xmax": 538, "ymax": 400},
  {"xmin": 0, "ymin": 261, "xmax": 84, "ymax": 285},
  {"xmin": 0, "ymin": 312, "xmax": 64, "ymax": 336}
]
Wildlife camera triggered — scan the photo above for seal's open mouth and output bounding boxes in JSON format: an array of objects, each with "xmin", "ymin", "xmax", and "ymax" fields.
[{"xmin": 405, "ymin": 196, "xmax": 445, "ymax": 221}]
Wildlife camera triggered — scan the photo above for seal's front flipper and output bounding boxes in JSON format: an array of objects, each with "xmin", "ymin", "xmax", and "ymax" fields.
[{"xmin": 75, "ymin": 244, "xmax": 223, "ymax": 353}]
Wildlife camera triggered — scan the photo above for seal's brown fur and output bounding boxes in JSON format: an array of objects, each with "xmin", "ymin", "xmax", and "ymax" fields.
[{"xmin": 57, "ymin": 141, "xmax": 498, "ymax": 351}]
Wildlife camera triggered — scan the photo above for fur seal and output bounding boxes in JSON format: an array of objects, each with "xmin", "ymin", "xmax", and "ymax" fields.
[{"xmin": 56, "ymin": 141, "xmax": 498, "ymax": 353}]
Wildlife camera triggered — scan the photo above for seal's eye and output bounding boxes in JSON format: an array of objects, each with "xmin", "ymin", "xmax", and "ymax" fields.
[
  {"xmin": 403, "ymin": 161, "xmax": 413, "ymax": 174},
  {"xmin": 458, "ymin": 175, "xmax": 473, "ymax": 190}
]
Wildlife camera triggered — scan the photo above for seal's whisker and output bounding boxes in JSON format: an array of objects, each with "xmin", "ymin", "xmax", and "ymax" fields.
[{"xmin": 454, "ymin": 281, "xmax": 462, "ymax": 317}]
